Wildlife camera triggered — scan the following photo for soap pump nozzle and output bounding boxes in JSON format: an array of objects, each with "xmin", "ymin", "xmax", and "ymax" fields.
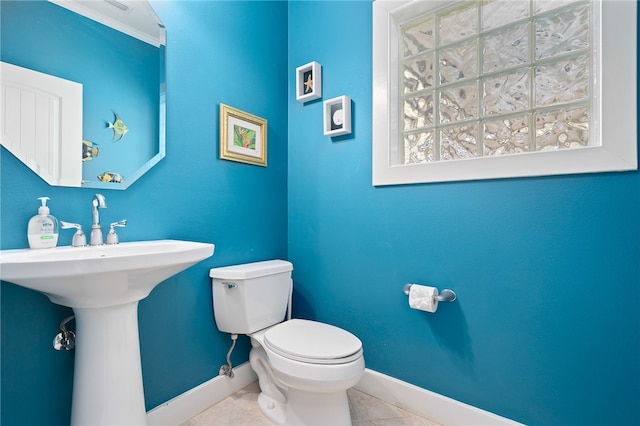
[{"xmin": 37, "ymin": 197, "xmax": 51, "ymax": 215}]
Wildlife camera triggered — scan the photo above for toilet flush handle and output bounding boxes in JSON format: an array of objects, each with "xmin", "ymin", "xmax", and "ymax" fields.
[{"xmin": 223, "ymin": 282, "xmax": 237, "ymax": 289}]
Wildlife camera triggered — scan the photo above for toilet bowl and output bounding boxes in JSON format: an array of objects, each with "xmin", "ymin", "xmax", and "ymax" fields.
[
  {"xmin": 210, "ymin": 260, "xmax": 365, "ymax": 425},
  {"xmin": 250, "ymin": 319, "xmax": 364, "ymax": 425}
]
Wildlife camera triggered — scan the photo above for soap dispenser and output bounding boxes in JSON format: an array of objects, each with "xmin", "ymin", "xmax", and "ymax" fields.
[{"xmin": 27, "ymin": 197, "xmax": 59, "ymax": 249}]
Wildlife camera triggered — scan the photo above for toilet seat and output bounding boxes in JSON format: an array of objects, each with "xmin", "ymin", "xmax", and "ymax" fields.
[{"xmin": 263, "ymin": 319, "xmax": 362, "ymax": 365}]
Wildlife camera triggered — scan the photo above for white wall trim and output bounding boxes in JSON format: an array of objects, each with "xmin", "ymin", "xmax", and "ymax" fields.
[
  {"xmin": 146, "ymin": 362, "xmax": 257, "ymax": 426},
  {"xmin": 146, "ymin": 365, "xmax": 521, "ymax": 426},
  {"xmin": 355, "ymin": 369, "xmax": 523, "ymax": 426}
]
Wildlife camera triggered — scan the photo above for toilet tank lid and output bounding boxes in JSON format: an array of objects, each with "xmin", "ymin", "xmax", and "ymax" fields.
[{"xmin": 209, "ymin": 259, "xmax": 293, "ymax": 280}]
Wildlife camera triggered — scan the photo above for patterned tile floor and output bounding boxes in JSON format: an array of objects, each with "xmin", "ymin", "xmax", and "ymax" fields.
[{"xmin": 181, "ymin": 381, "xmax": 441, "ymax": 426}]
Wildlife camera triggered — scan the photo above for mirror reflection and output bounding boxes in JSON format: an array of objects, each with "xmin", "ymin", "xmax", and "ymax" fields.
[{"xmin": 0, "ymin": 0, "xmax": 166, "ymax": 189}]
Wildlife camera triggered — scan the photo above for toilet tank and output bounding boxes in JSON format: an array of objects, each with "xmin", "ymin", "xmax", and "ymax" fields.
[{"xmin": 210, "ymin": 260, "xmax": 293, "ymax": 334}]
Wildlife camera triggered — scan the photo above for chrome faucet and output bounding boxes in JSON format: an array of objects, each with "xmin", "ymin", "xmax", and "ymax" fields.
[
  {"xmin": 90, "ymin": 194, "xmax": 107, "ymax": 246},
  {"xmin": 60, "ymin": 221, "xmax": 87, "ymax": 247},
  {"xmin": 106, "ymin": 219, "xmax": 127, "ymax": 245}
]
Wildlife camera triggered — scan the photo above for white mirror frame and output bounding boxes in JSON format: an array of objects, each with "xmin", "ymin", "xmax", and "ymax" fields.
[{"xmin": 372, "ymin": 0, "xmax": 637, "ymax": 186}]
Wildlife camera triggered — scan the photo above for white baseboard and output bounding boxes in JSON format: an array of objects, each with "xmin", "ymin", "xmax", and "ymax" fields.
[
  {"xmin": 146, "ymin": 365, "xmax": 522, "ymax": 426},
  {"xmin": 354, "ymin": 369, "xmax": 523, "ymax": 426},
  {"xmin": 146, "ymin": 362, "xmax": 257, "ymax": 426}
]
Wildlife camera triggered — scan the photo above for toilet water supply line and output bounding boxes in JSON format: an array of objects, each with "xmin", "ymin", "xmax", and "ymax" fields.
[
  {"xmin": 219, "ymin": 334, "xmax": 238, "ymax": 378},
  {"xmin": 218, "ymin": 278, "xmax": 293, "ymax": 378}
]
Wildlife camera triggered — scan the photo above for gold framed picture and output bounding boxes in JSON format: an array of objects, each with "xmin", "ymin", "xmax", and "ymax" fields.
[{"xmin": 219, "ymin": 104, "xmax": 267, "ymax": 167}]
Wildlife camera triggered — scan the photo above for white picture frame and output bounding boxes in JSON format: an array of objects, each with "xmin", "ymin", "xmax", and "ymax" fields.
[
  {"xmin": 296, "ymin": 61, "xmax": 322, "ymax": 102},
  {"xmin": 323, "ymin": 95, "xmax": 352, "ymax": 137}
]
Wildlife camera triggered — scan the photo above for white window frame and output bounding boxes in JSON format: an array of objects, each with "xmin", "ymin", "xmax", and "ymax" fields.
[{"xmin": 372, "ymin": 0, "xmax": 637, "ymax": 186}]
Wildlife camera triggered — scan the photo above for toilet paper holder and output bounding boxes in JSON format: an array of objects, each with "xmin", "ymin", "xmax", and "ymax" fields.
[{"xmin": 403, "ymin": 284, "xmax": 457, "ymax": 302}]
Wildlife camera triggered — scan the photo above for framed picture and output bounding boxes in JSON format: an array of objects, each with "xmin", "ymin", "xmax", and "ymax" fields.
[
  {"xmin": 219, "ymin": 104, "xmax": 267, "ymax": 167},
  {"xmin": 323, "ymin": 95, "xmax": 352, "ymax": 136},
  {"xmin": 296, "ymin": 61, "xmax": 322, "ymax": 102}
]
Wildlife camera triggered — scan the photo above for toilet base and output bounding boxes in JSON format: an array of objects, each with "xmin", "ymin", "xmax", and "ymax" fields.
[
  {"xmin": 258, "ymin": 388, "xmax": 352, "ymax": 426},
  {"xmin": 248, "ymin": 328, "xmax": 363, "ymax": 425},
  {"xmin": 257, "ymin": 392, "xmax": 287, "ymax": 424}
]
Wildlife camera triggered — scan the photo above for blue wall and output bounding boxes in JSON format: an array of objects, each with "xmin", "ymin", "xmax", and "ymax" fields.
[
  {"xmin": 287, "ymin": 2, "xmax": 640, "ymax": 426},
  {"xmin": 0, "ymin": 1, "xmax": 288, "ymax": 425},
  {"xmin": 1, "ymin": 1, "xmax": 639, "ymax": 426}
]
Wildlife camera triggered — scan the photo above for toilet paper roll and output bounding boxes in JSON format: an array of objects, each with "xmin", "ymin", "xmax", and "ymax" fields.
[{"xmin": 408, "ymin": 284, "xmax": 438, "ymax": 313}]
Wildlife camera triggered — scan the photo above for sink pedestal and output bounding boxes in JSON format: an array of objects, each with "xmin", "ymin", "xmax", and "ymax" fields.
[
  {"xmin": 72, "ymin": 302, "xmax": 147, "ymax": 425},
  {"xmin": 0, "ymin": 240, "xmax": 215, "ymax": 425}
]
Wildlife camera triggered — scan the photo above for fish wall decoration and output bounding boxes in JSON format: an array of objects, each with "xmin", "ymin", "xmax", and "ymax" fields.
[
  {"xmin": 107, "ymin": 112, "xmax": 129, "ymax": 141},
  {"xmin": 82, "ymin": 140, "xmax": 99, "ymax": 161},
  {"xmin": 97, "ymin": 171, "xmax": 125, "ymax": 183}
]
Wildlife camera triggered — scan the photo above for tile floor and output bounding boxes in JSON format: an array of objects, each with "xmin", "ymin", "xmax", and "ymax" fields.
[{"xmin": 181, "ymin": 381, "xmax": 441, "ymax": 426}]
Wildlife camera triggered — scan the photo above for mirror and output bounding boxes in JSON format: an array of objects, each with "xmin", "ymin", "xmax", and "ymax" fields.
[{"xmin": 0, "ymin": 0, "xmax": 166, "ymax": 189}]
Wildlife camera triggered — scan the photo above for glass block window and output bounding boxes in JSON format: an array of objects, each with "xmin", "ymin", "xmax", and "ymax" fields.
[
  {"xmin": 373, "ymin": 0, "xmax": 636, "ymax": 185},
  {"xmin": 400, "ymin": 0, "xmax": 592, "ymax": 164}
]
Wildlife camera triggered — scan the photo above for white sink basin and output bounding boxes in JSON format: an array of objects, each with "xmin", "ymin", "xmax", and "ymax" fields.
[
  {"xmin": 0, "ymin": 239, "xmax": 214, "ymax": 308},
  {"xmin": 0, "ymin": 239, "xmax": 214, "ymax": 425}
]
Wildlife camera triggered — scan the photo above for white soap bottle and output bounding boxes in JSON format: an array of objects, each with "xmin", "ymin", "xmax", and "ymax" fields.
[{"xmin": 27, "ymin": 197, "xmax": 59, "ymax": 249}]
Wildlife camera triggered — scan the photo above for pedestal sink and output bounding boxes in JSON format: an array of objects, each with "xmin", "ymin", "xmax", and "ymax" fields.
[{"xmin": 0, "ymin": 240, "xmax": 215, "ymax": 425}]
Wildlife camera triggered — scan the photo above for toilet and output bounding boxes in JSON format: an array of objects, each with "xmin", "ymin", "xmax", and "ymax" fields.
[{"xmin": 209, "ymin": 260, "xmax": 365, "ymax": 425}]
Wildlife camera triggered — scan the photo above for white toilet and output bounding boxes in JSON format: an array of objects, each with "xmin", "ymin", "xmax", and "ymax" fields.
[{"xmin": 210, "ymin": 260, "xmax": 365, "ymax": 425}]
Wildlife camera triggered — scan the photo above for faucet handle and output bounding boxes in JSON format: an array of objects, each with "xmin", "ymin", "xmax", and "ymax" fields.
[
  {"xmin": 106, "ymin": 220, "xmax": 127, "ymax": 245},
  {"xmin": 60, "ymin": 221, "xmax": 87, "ymax": 247}
]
